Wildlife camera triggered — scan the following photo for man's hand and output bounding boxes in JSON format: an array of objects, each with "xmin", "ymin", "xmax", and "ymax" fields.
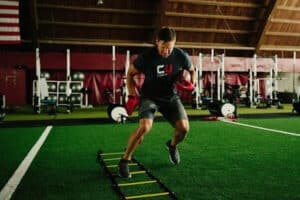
[
  {"xmin": 125, "ymin": 95, "xmax": 139, "ymax": 115},
  {"xmin": 176, "ymin": 80, "xmax": 195, "ymax": 92}
]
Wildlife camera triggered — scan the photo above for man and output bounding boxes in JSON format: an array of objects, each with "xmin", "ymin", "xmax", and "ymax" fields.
[{"xmin": 119, "ymin": 27, "xmax": 195, "ymax": 178}]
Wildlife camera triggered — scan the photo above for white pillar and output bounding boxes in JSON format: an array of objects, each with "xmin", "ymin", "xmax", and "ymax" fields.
[
  {"xmin": 124, "ymin": 50, "xmax": 130, "ymax": 103},
  {"xmin": 35, "ymin": 48, "xmax": 41, "ymax": 108},
  {"xmin": 66, "ymin": 49, "xmax": 72, "ymax": 97},
  {"xmin": 112, "ymin": 46, "xmax": 116, "ymax": 104},
  {"xmin": 221, "ymin": 54, "xmax": 225, "ymax": 102},
  {"xmin": 274, "ymin": 55, "xmax": 278, "ymax": 100}
]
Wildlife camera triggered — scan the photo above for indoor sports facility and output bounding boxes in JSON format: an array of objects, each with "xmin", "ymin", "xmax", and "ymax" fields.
[{"xmin": 1, "ymin": 0, "xmax": 300, "ymax": 200}]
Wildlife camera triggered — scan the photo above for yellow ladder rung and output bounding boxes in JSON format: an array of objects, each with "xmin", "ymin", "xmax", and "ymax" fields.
[
  {"xmin": 107, "ymin": 163, "xmax": 137, "ymax": 168},
  {"xmin": 125, "ymin": 192, "xmax": 170, "ymax": 199},
  {"xmin": 100, "ymin": 152, "xmax": 124, "ymax": 156},
  {"xmin": 118, "ymin": 180, "xmax": 157, "ymax": 187},
  {"xmin": 112, "ymin": 170, "xmax": 146, "ymax": 177},
  {"xmin": 103, "ymin": 157, "xmax": 121, "ymax": 161},
  {"xmin": 130, "ymin": 170, "xmax": 146, "ymax": 175}
]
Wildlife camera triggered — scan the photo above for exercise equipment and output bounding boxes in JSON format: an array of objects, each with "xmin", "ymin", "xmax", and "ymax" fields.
[
  {"xmin": 249, "ymin": 54, "xmax": 282, "ymax": 109},
  {"xmin": 293, "ymin": 101, "xmax": 300, "ymax": 114},
  {"xmin": 65, "ymin": 49, "xmax": 72, "ymax": 113},
  {"xmin": 107, "ymin": 104, "xmax": 128, "ymax": 123},
  {"xmin": 112, "ymin": 46, "xmax": 116, "ymax": 104},
  {"xmin": 192, "ymin": 50, "xmax": 236, "ymax": 118},
  {"xmin": 41, "ymin": 71, "xmax": 50, "ymax": 80},
  {"xmin": 120, "ymin": 50, "xmax": 131, "ymax": 105},
  {"xmin": 72, "ymin": 72, "xmax": 85, "ymax": 81},
  {"xmin": 97, "ymin": 150, "xmax": 178, "ymax": 200},
  {"xmin": 32, "ymin": 49, "xmax": 84, "ymax": 113},
  {"xmin": 208, "ymin": 101, "xmax": 236, "ymax": 117},
  {"xmin": 193, "ymin": 50, "xmax": 225, "ymax": 109},
  {"xmin": 32, "ymin": 49, "xmax": 57, "ymax": 114},
  {"xmin": 81, "ymin": 87, "xmax": 93, "ymax": 108},
  {"xmin": 0, "ymin": 94, "xmax": 6, "ymax": 121}
]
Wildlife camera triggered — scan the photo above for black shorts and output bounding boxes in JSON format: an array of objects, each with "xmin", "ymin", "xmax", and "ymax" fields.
[{"xmin": 138, "ymin": 95, "xmax": 188, "ymax": 126}]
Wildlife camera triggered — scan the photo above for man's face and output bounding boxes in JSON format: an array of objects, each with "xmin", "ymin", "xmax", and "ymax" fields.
[{"xmin": 156, "ymin": 39, "xmax": 175, "ymax": 58}]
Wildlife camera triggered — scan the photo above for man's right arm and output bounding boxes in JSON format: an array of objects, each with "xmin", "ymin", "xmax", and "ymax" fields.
[
  {"xmin": 125, "ymin": 64, "xmax": 140, "ymax": 115},
  {"xmin": 126, "ymin": 64, "xmax": 140, "ymax": 96}
]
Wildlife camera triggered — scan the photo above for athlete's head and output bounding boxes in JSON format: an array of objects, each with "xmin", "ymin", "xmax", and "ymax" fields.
[{"xmin": 156, "ymin": 27, "xmax": 176, "ymax": 58}]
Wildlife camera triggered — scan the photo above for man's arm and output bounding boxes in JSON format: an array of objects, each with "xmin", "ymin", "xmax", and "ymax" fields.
[
  {"xmin": 126, "ymin": 64, "xmax": 140, "ymax": 96},
  {"xmin": 125, "ymin": 64, "xmax": 140, "ymax": 115},
  {"xmin": 188, "ymin": 64, "xmax": 196, "ymax": 85},
  {"xmin": 176, "ymin": 64, "xmax": 196, "ymax": 92}
]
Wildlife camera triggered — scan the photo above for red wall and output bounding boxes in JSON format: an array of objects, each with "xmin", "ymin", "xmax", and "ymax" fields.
[
  {"xmin": 0, "ymin": 51, "xmax": 136, "ymax": 70},
  {"xmin": 0, "ymin": 51, "xmax": 135, "ymax": 106},
  {"xmin": 0, "ymin": 67, "xmax": 26, "ymax": 106},
  {"xmin": 1, "ymin": 51, "xmax": 299, "ymax": 106}
]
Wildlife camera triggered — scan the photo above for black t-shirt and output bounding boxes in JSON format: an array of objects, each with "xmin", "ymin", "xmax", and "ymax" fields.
[{"xmin": 133, "ymin": 47, "xmax": 192, "ymax": 99}]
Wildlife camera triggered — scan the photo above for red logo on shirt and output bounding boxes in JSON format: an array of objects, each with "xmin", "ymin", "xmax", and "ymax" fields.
[{"xmin": 164, "ymin": 64, "xmax": 173, "ymax": 75}]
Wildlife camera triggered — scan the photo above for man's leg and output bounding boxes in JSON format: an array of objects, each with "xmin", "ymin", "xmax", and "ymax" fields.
[
  {"xmin": 166, "ymin": 119, "xmax": 189, "ymax": 165},
  {"xmin": 123, "ymin": 118, "xmax": 153, "ymax": 160},
  {"xmin": 171, "ymin": 119, "xmax": 189, "ymax": 146},
  {"xmin": 162, "ymin": 96, "xmax": 189, "ymax": 165},
  {"xmin": 118, "ymin": 118, "xmax": 153, "ymax": 178}
]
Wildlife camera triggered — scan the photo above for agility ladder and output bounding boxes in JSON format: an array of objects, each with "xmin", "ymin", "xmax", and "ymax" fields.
[{"xmin": 97, "ymin": 150, "xmax": 178, "ymax": 200}]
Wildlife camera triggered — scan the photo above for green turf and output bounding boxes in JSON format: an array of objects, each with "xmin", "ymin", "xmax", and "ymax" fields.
[
  {"xmin": 238, "ymin": 117, "xmax": 300, "ymax": 133},
  {"xmin": 3, "ymin": 106, "xmax": 110, "ymax": 121},
  {"xmin": 11, "ymin": 124, "xmax": 132, "ymax": 200},
  {"xmin": 131, "ymin": 121, "xmax": 300, "ymax": 200},
  {"xmin": 0, "ymin": 127, "xmax": 45, "ymax": 188},
  {"xmin": 8, "ymin": 120, "xmax": 300, "ymax": 200},
  {"xmin": 2, "ymin": 104, "xmax": 294, "ymax": 122}
]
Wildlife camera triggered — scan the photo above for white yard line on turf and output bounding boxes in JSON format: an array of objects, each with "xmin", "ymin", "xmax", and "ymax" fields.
[
  {"xmin": 0, "ymin": 126, "xmax": 53, "ymax": 200},
  {"xmin": 220, "ymin": 119, "xmax": 300, "ymax": 137}
]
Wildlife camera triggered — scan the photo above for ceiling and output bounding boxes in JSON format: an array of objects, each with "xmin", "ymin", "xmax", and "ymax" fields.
[{"xmin": 16, "ymin": 0, "xmax": 300, "ymax": 57}]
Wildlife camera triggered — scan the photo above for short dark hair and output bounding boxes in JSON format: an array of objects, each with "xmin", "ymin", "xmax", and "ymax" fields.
[{"xmin": 157, "ymin": 27, "xmax": 176, "ymax": 42}]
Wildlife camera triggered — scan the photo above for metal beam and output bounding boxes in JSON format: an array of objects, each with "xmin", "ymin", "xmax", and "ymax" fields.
[
  {"xmin": 266, "ymin": 31, "xmax": 300, "ymax": 37},
  {"xmin": 29, "ymin": 0, "xmax": 39, "ymax": 48},
  {"xmin": 176, "ymin": 41, "xmax": 255, "ymax": 50},
  {"xmin": 38, "ymin": 38, "xmax": 255, "ymax": 50},
  {"xmin": 170, "ymin": 26, "xmax": 256, "ymax": 34},
  {"xmin": 260, "ymin": 45, "xmax": 300, "ymax": 51},
  {"xmin": 168, "ymin": 0, "xmax": 265, "ymax": 8},
  {"xmin": 271, "ymin": 18, "xmax": 300, "ymax": 25},
  {"xmin": 39, "ymin": 38, "xmax": 154, "ymax": 47},
  {"xmin": 39, "ymin": 20, "xmax": 155, "ymax": 29},
  {"xmin": 37, "ymin": 4, "xmax": 157, "ymax": 15},
  {"xmin": 255, "ymin": 0, "xmax": 279, "ymax": 53},
  {"xmin": 277, "ymin": 5, "xmax": 300, "ymax": 11},
  {"xmin": 165, "ymin": 11, "xmax": 257, "ymax": 21}
]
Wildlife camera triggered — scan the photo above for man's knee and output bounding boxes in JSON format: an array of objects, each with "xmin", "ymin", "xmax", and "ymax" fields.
[
  {"xmin": 138, "ymin": 119, "xmax": 153, "ymax": 135},
  {"xmin": 175, "ymin": 120, "xmax": 190, "ymax": 134}
]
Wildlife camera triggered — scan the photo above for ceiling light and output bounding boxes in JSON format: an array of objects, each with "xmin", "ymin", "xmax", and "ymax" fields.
[{"xmin": 97, "ymin": 0, "xmax": 103, "ymax": 5}]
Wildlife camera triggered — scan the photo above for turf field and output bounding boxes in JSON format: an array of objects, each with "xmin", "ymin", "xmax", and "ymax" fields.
[
  {"xmin": 1, "ymin": 104, "xmax": 293, "ymax": 122},
  {"xmin": 1, "ymin": 116, "xmax": 300, "ymax": 200}
]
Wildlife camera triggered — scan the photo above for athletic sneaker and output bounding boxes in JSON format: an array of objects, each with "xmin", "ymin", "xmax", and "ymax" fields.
[
  {"xmin": 118, "ymin": 159, "xmax": 131, "ymax": 178},
  {"xmin": 166, "ymin": 140, "xmax": 180, "ymax": 165}
]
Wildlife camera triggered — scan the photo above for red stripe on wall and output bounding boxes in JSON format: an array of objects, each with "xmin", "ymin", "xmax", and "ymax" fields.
[
  {"xmin": 0, "ymin": 32, "xmax": 20, "ymax": 35},
  {"xmin": 0, "ymin": 22, "xmax": 19, "ymax": 26},
  {"xmin": 0, "ymin": 14, "xmax": 19, "ymax": 18},
  {"xmin": 0, "ymin": 5, "xmax": 19, "ymax": 10}
]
